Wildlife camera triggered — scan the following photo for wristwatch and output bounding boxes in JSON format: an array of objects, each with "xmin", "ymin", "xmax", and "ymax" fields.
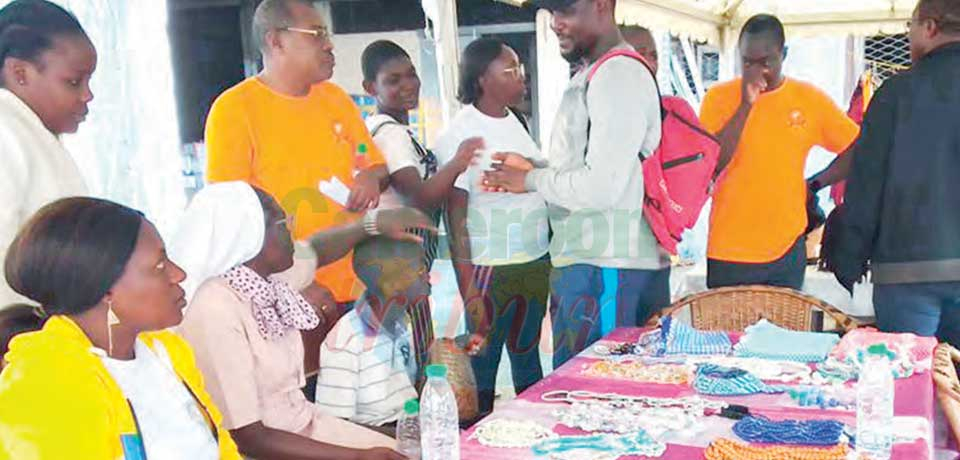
[{"xmin": 363, "ymin": 208, "xmax": 381, "ymax": 236}]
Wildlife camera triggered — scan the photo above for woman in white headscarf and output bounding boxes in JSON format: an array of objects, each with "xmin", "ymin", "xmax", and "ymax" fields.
[{"xmin": 170, "ymin": 181, "xmax": 433, "ymax": 460}]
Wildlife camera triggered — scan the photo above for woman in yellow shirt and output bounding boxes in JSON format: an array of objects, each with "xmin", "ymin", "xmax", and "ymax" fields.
[{"xmin": 0, "ymin": 197, "xmax": 240, "ymax": 460}]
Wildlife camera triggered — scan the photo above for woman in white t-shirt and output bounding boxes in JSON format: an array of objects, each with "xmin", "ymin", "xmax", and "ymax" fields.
[
  {"xmin": 361, "ymin": 40, "xmax": 482, "ymax": 386},
  {"xmin": 435, "ymin": 37, "xmax": 551, "ymax": 415},
  {"xmin": 0, "ymin": 1, "xmax": 95, "ymax": 307}
]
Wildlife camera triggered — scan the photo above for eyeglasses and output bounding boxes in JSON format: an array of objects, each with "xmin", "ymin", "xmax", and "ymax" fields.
[
  {"xmin": 274, "ymin": 215, "xmax": 296, "ymax": 230},
  {"xmin": 283, "ymin": 26, "xmax": 331, "ymax": 43},
  {"xmin": 908, "ymin": 17, "xmax": 960, "ymax": 31},
  {"xmin": 503, "ymin": 63, "xmax": 527, "ymax": 80}
]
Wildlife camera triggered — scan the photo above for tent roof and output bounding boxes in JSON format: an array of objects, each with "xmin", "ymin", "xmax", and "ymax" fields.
[
  {"xmin": 617, "ymin": 0, "xmax": 914, "ymax": 45},
  {"xmin": 504, "ymin": 0, "xmax": 915, "ymax": 45}
]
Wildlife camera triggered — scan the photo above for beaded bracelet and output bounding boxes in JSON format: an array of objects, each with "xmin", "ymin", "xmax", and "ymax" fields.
[
  {"xmin": 705, "ymin": 438, "xmax": 851, "ymax": 460},
  {"xmin": 786, "ymin": 386, "xmax": 856, "ymax": 411},
  {"xmin": 468, "ymin": 418, "xmax": 557, "ymax": 448}
]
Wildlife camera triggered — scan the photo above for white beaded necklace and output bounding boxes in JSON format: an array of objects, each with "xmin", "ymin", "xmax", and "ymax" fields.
[
  {"xmin": 469, "ymin": 418, "xmax": 557, "ymax": 448},
  {"xmin": 541, "ymin": 390, "xmax": 728, "ymax": 437}
]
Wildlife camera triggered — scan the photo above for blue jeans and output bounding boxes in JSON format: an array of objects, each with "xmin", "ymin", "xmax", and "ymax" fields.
[
  {"xmin": 550, "ymin": 265, "xmax": 671, "ymax": 369},
  {"xmin": 465, "ymin": 256, "xmax": 550, "ymax": 414},
  {"xmin": 874, "ymin": 282, "xmax": 960, "ymax": 347}
]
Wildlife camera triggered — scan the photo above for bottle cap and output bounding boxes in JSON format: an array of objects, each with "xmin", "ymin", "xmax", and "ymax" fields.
[
  {"xmin": 426, "ymin": 364, "xmax": 448, "ymax": 378},
  {"xmin": 404, "ymin": 398, "xmax": 420, "ymax": 415}
]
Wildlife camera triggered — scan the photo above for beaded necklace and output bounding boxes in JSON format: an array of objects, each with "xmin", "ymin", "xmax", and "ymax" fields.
[
  {"xmin": 541, "ymin": 389, "xmax": 726, "ymax": 438},
  {"xmin": 733, "ymin": 416, "xmax": 850, "ymax": 446},
  {"xmin": 688, "ymin": 356, "xmax": 815, "ymax": 383},
  {"xmin": 582, "ymin": 360, "xmax": 694, "ymax": 384},
  {"xmin": 469, "ymin": 419, "xmax": 557, "ymax": 448},
  {"xmin": 531, "ymin": 431, "xmax": 667, "ymax": 459},
  {"xmin": 555, "ymin": 400, "xmax": 696, "ymax": 437},
  {"xmin": 693, "ymin": 364, "xmax": 785, "ymax": 396},
  {"xmin": 705, "ymin": 438, "xmax": 851, "ymax": 460},
  {"xmin": 541, "ymin": 389, "xmax": 728, "ymax": 413}
]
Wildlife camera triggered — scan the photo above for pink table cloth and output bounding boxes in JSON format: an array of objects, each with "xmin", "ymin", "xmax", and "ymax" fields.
[{"xmin": 461, "ymin": 327, "xmax": 953, "ymax": 460}]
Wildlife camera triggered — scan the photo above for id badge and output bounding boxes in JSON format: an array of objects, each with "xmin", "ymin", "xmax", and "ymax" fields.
[{"xmin": 120, "ymin": 433, "xmax": 147, "ymax": 460}]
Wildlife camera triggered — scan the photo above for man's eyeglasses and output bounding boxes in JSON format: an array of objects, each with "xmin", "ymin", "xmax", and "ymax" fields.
[
  {"xmin": 503, "ymin": 63, "xmax": 526, "ymax": 80},
  {"xmin": 908, "ymin": 17, "xmax": 960, "ymax": 31},
  {"xmin": 274, "ymin": 215, "xmax": 296, "ymax": 230},
  {"xmin": 283, "ymin": 26, "xmax": 331, "ymax": 43}
]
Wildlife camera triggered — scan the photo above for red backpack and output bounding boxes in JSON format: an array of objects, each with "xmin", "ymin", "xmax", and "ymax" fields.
[{"xmin": 586, "ymin": 49, "xmax": 720, "ymax": 255}]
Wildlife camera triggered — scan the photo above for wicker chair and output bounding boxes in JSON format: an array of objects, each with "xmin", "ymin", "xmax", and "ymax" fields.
[
  {"xmin": 646, "ymin": 285, "xmax": 859, "ymax": 333},
  {"xmin": 934, "ymin": 343, "xmax": 960, "ymax": 444}
]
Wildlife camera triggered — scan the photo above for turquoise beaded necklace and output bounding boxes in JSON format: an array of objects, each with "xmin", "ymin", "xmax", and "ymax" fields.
[{"xmin": 693, "ymin": 364, "xmax": 785, "ymax": 396}]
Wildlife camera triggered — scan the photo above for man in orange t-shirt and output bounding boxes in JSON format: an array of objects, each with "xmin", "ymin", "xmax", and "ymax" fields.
[
  {"xmin": 205, "ymin": 0, "xmax": 389, "ymax": 306},
  {"xmin": 700, "ymin": 14, "xmax": 860, "ymax": 289}
]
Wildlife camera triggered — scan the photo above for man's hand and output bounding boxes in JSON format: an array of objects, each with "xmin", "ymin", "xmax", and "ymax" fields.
[
  {"xmin": 347, "ymin": 169, "xmax": 381, "ymax": 211},
  {"xmin": 493, "ymin": 152, "xmax": 534, "ymax": 171},
  {"xmin": 375, "ymin": 207, "xmax": 439, "ymax": 243},
  {"xmin": 935, "ymin": 345, "xmax": 960, "ymax": 403},
  {"xmin": 741, "ymin": 71, "xmax": 767, "ymax": 107},
  {"xmin": 358, "ymin": 447, "xmax": 407, "ymax": 460},
  {"xmin": 482, "ymin": 152, "xmax": 532, "ymax": 192},
  {"xmin": 482, "ymin": 163, "xmax": 529, "ymax": 193}
]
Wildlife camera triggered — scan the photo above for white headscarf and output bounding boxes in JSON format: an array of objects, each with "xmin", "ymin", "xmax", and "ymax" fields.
[{"xmin": 169, "ymin": 182, "xmax": 265, "ymax": 303}]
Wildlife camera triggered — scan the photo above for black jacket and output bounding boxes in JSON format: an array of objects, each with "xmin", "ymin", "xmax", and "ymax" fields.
[{"xmin": 829, "ymin": 42, "xmax": 960, "ymax": 289}]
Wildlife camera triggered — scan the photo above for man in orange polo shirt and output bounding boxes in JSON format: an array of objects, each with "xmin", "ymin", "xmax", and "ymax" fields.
[
  {"xmin": 205, "ymin": 0, "xmax": 389, "ymax": 307},
  {"xmin": 700, "ymin": 14, "xmax": 860, "ymax": 289}
]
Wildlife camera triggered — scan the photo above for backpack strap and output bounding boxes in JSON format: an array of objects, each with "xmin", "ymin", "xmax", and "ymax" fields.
[
  {"xmin": 507, "ymin": 106, "xmax": 531, "ymax": 134},
  {"xmin": 587, "ymin": 49, "xmax": 649, "ymax": 82},
  {"xmin": 583, "ymin": 48, "xmax": 665, "ymax": 161},
  {"xmin": 370, "ymin": 119, "xmax": 401, "ymax": 138},
  {"xmin": 370, "ymin": 118, "xmax": 437, "ymax": 180}
]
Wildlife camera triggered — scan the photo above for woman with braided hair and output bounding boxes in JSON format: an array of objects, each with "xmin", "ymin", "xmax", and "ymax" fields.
[{"xmin": 0, "ymin": 0, "xmax": 96, "ymax": 308}]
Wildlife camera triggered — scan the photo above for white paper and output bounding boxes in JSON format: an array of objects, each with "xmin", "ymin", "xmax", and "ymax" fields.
[{"xmin": 318, "ymin": 176, "xmax": 351, "ymax": 207}]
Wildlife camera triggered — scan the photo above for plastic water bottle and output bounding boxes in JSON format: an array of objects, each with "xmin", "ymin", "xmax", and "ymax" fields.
[
  {"xmin": 396, "ymin": 399, "xmax": 421, "ymax": 460},
  {"xmin": 420, "ymin": 364, "xmax": 460, "ymax": 460},
  {"xmin": 856, "ymin": 344, "xmax": 894, "ymax": 459}
]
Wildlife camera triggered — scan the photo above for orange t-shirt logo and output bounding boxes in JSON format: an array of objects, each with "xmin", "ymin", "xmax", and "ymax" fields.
[{"xmin": 788, "ymin": 109, "xmax": 807, "ymax": 128}]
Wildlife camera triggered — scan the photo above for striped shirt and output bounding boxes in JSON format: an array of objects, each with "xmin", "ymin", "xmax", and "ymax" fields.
[{"xmin": 315, "ymin": 307, "xmax": 418, "ymax": 426}]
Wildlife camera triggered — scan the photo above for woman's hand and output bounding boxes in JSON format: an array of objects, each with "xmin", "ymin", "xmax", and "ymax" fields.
[
  {"xmin": 300, "ymin": 282, "xmax": 339, "ymax": 325},
  {"xmin": 464, "ymin": 333, "xmax": 486, "ymax": 356},
  {"xmin": 375, "ymin": 208, "xmax": 439, "ymax": 243},
  {"xmin": 451, "ymin": 137, "xmax": 485, "ymax": 173}
]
